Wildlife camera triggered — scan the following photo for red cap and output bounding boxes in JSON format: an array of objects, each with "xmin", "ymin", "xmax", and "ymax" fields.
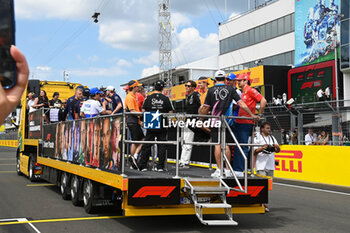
[
  {"xmin": 123, "ymin": 85, "xmax": 129, "ymax": 90},
  {"xmin": 236, "ymin": 72, "xmax": 251, "ymax": 82}
]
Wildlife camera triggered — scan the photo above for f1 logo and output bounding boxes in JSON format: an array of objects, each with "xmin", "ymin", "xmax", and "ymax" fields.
[{"xmin": 133, "ymin": 186, "xmax": 175, "ymax": 198}]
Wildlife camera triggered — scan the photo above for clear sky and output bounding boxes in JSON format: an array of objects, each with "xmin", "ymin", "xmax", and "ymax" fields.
[{"xmin": 14, "ymin": 0, "xmax": 256, "ymax": 97}]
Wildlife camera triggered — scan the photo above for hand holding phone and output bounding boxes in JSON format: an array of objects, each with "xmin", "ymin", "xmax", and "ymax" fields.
[
  {"xmin": 0, "ymin": 46, "xmax": 29, "ymax": 125},
  {"xmin": 0, "ymin": 0, "xmax": 16, "ymax": 89}
]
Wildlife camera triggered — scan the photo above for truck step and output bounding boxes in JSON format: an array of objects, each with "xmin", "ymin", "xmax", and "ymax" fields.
[
  {"xmin": 191, "ymin": 186, "xmax": 228, "ymax": 193},
  {"xmin": 201, "ymin": 220, "xmax": 238, "ymax": 226},
  {"xmin": 196, "ymin": 203, "xmax": 231, "ymax": 208}
]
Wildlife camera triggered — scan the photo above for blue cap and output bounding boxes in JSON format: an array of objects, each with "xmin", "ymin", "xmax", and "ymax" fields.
[
  {"xmin": 76, "ymin": 85, "xmax": 84, "ymax": 89},
  {"xmin": 226, "ymin": 73, "xmax": 237, "ymax": 80},
  {"xmin": 90, "ymin": 87, "xmax": 103, "ymax": 96}
]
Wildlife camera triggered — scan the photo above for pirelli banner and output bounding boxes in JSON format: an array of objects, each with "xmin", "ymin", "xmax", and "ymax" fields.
[
  {"xmin": 42, "ymin": 116, "xmax": 123, "ymax": 172},
  {"xmin": 275, "ymin": 145, "xmax": 350, "ymax": 187}
]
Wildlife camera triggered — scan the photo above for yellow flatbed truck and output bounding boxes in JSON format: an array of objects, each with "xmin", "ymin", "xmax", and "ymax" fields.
[{"xmin": 16, "ymin": 80, "xmax": 269, "ymax": 226}]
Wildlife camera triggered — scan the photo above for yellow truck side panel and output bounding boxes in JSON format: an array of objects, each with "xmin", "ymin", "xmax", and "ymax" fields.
[
  {"xmin": 37, "ymin": 157, "xmax": 127, "ymax": 191},
  {"xmin": 20, "ymin": 153, "xmax": 29, "ymax": 176}
]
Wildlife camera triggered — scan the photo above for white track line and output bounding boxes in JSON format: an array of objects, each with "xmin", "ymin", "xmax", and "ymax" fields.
[
  {"xmin": 0, "ymin": 218, "xmax": 41, "ymax": 233},
  {"xmin": 274, "ymin": 182, "xmax": 350, "ymax": 196}
]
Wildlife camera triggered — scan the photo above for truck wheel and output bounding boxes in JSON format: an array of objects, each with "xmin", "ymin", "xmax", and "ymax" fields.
[
  {"xmin": 83, "ymin": 179, "xmax": 97, "ymax": 214},
  {"xmin": 16, "ymin": 153, "xmax": 22, "ymax": 176},
  {"xmin": 60, "ymin": 172, "xmax": 71, "ymax": 200},
  {"xmin": 28, "ymin": 158, "xmax": 36, "ymax": 182},
  {"xmin": 71, "ymin": 175, "xmax": 82, "ymax": 206}
]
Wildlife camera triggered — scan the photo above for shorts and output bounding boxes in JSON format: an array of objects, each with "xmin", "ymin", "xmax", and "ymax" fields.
[
  {"xmin": 210, "ymin": 128, "xmax": 234, "ymax": 144},
  {"xmin": 128, "ymin": 123, "xmax": 145, "ymax": 141}
]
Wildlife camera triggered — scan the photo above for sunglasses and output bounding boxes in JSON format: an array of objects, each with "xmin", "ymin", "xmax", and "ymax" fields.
[{"xmin": 185, "ymin": 85, "xmax": 192, "ymax": 87}]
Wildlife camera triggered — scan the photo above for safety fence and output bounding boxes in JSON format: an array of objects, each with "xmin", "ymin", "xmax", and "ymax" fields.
[{"xmin": 262, "ymin": 99, "xmax": 350, "ymax": 146}]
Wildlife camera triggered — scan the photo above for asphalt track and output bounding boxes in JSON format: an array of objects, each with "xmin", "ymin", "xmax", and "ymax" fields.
[{"xmin": 0, "ymin": 146, "xmax": 349, "ymax": 233}]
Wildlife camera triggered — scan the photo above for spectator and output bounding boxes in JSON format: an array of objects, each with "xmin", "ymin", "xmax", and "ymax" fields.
[
  {"xmin": 27, "ymin": 92, "xmax": 35, "ymax": 113},
  {"xmin": 49, "ymin": 92, "xmax": 61, "ymax": 108},
  {"xmin": 233, "ymin": 73, "xmax": 266, "ymax": 177},
  {"xmin": 275, "ymin": 95, "xmax": 282, "ymax": 106},
  {"xmin": 49, "ymin": 92, "xmax": 62, "ymax": 123},
  {"xmin": 198, "ymin": 77, "xmax": 209, "ymax": 105},
  {"xmin": 33, "ymin": 90, "xmax": 49, "ymax": 109},
  {"xmin": 137, "ymin": 80, "xmax": 174, "ymax": 172},
  {"xmin": 199, "ymin": 70, "xmax": 259, "ymax": 178},
  {"xmin": 80, "ymin": 88, "xmax": 106, "ymax": 118},
  {"xmin": 125, "ymin": 80, "xmax": 145, "ymax": 170},
  {"xmin": 179, "ymin": 80, "xmax": 201, "ymax": 168},
  {"xmin": 253, "ymin": 122, "xmax": 280, "ymax": 212},
  {"xmin": 305, "ymin": 128, "xmax": 317, "ymax": 145},
  {"xmin": 282, "ymin": 93, "xmax": 287, "ymax": 105},
  {"xmin": 325, "ymin": 86, "xmax": 331, "ymax": 101},
  {"xmin": 64, "ymin": 86, "xmax": 84, "ymax": 120},
  {"xmin": 318, "ymin": 130, "xmax": 329, "ymax": 145},
  {"xmin": 291, "ymin": 129, "xmax": 298, "ymax": 145},
  {"xmin": 33, "ymin": 90, "xmax": 49, "ymax": 123},
  {"xmin": 253, "ymin": 122, "xmax": 280, "ymax": 176},
  {"xmin": 105, "ymin": 85, "xmax": 123, "ymax": 115},
  {"xmin": 136, "ymin": 85, "xmax": 146, "ymax": 110},
  {"xmin": 317, "ymin": 88, "xmax": 325, "ymax": 101},
  {"xmin": 123, "ymin": 85, "xmax": 129, "ymax": 95},
  {"xmin": 74, "ymin": 88, "xmax": 90, "ymax": 119}
]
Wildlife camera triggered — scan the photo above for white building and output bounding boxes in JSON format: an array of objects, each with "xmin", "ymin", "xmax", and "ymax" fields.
[{"xmin": 218, "ymin": 0, "xmax": 295, "ymax": 72}]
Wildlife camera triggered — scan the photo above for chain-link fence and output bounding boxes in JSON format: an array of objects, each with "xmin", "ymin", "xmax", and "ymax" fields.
[{"xmin": 263, "ymin": 99, "xmax": 350, "ymax": 146}]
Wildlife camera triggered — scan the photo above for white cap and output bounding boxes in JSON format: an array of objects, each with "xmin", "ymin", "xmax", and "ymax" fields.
[
  {"xmin": 106, "ymin": 85, "xmax": 115, "ymax": 91},
  {"xmin": 215, "ymin": 70, "xmax": 226, "ymax": 78}
]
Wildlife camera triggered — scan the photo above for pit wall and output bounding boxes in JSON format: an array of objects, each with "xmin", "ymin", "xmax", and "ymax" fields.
[{"xmin": 275, "ymin": 145, "xmax": 350, "ymax": 187}]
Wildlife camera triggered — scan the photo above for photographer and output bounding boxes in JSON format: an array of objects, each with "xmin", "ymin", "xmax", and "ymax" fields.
[{"xmin": 253, "ymin": 122, "xmax": 280, "ymax": 177}]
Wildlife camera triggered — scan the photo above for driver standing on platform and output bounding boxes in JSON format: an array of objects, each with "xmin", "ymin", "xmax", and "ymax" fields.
[{"xmin": 137, "ymin": 80, "xmax": 174, "ymax": 172}]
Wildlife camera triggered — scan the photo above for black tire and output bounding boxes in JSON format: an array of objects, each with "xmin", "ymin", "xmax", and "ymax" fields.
[
  {"xmin": 83, "ymin": 179, "xmax": 97, "ymax": 214},
  {"xmin": 28, "ymin": 158, "xmax": 36, "ymax": 182},
  {"xmin": 16, "ymin": 150, "xmax": 22, "ymax": 176},
  {"xmin": 71, "ymin": 175, "xmax": 82, "ymax": 206},
  {"xmin": 60, "ymin": 172, "xmax": 71, "ymax": 200}
]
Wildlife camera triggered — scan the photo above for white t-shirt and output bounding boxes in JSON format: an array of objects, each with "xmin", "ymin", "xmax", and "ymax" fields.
[
  {"xmin": 325, "ymin": 87, "xmax": 330, "ymax": 96},
  {"xmin": 254, "ymin": 132, "xmax": 278, "ymax": 171},
  {"xmin": 305, "ymin": 133, "xmax": 317, "ymax": 145},
  {"xmin": 80, "ymin": 99, "xmax": 104, "ymax": 117},
  {"xmin": 317, "ymin": 89, "xmax": 323, "ymax": 98},
  {"xmin": 27, "ymin": 99, "xmax": 35, "ymax": 113}
]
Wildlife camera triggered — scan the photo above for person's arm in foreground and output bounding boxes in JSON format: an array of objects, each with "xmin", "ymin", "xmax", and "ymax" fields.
[{"xmin": 0, "ymin": 46, "xmax": 29, "ymax": 125}]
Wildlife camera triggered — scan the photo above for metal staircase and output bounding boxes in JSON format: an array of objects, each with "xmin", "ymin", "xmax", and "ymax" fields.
[{"xmin": 184, "ymin": 178, "xmax": 238, "ymax": 226}]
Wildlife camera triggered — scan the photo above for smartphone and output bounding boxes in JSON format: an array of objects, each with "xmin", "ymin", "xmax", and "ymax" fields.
[{"xmin": 0, "ymin": 0, "xmax": 16, "ymax": 89}]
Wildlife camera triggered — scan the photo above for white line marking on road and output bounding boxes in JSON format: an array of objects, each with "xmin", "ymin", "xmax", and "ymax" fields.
[
  {"xmin": 0, "ymin": 218, "xmax": 41, "ymax": 233},
  {"xmin": 21, "ymin": 218, "xmax": 41, "ymax": 233},
  {"xmin": 274, "ymin": 182, "xmax": 350, "ymax": 196}
]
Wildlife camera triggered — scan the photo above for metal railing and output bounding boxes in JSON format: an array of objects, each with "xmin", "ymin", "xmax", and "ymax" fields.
[{"xmin": 262, "ymin": 99, "xmax": 350, "ymax": 146}]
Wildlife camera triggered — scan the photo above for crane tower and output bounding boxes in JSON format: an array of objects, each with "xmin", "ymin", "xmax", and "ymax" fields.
[{"xmin": 158, "ymin": 0, "xmax": 172, "ymax": 89}]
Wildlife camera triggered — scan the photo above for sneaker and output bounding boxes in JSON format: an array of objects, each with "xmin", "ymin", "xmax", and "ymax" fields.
[
  {"xmin": 155, "ymin": 167, "xmax": 164, "ymax": 172},
  {"xmin": 225, "ymin": 169, "xmax": 233, "ymax": 177},
  {"xmin": 211, "ymin": 169, "xmax": 221, "ymax": 178},
  {"xmin": 234, "ymin": 171, "xmax": 244, "ymax": 177},
  {"xmin": 179, "ymin": 163, "xmax": 190, "ymax": 169},
  {"xmin": 129, "ymin": 156, "xmax": 138, "ymax": 170},
  {"xmin": 264, "ymin": 204, "xmax": 270, "ymax": 213},
  {"xmin": 138, "ymin": 164, "xmax": 147, "ymax": 172}
]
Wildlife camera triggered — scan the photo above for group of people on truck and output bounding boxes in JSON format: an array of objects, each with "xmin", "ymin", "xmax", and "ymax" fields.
[{"xmin": 24, "ymin": 69, "xmax": 279, "ymax": 178}]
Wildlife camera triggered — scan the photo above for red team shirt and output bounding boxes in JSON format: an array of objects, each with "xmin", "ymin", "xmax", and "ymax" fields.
[{"xmin": 236, "ymin": 85, "xmax": 263, "ymax": 124}]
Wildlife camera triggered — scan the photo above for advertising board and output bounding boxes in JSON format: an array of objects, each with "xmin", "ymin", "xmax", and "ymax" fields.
[
  {"xmin": 275, "ymin": 145, "xmax": 350, "ymax": 187},
  {"xmin": 295, "ymin": 0, "xmax": 340, "ymax": 67},
  {"xmin": 41, "ymin": 116, "xmax": 122, "ymax": 172}
]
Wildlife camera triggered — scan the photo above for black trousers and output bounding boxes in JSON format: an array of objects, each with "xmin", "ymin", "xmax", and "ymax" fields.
[{"xmin": 138, "ymin": 129, "xmax": 167, "ymax": 169}]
